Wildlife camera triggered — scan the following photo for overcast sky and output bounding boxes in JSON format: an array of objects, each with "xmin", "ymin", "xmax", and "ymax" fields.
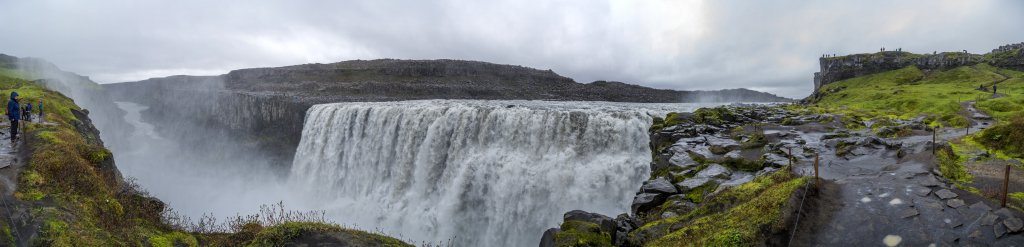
[{"xmin": 1, "ymin": 0, "xmax": 1022, "ymax": 98}]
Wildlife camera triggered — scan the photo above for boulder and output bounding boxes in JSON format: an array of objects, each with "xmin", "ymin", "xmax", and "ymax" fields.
[
  {"xmin": 1005, "ymin": 217, "xmax": 1024, "ymax": 233},
  {"xmin": 705, "ymin": 136, "xmax": 740, "ymax": 155},
  {"xmin": 676, "ymin": 177, "xmax": 714, "ymax": 192},
  {"xmin": 668, "ymin": 152, "xmax": 699, "ymax": 169},
  {"xmin": 641, "ymin": 177, "xmax": 679, "ymax": 194},
  {"xmin": 685, "ymin": 146, "xmax": 715, "ymax": 161},
  {"xmin": 539, "ymin": 228, "xmax": 559, "ymax": 247},
  {"xmin": 668, "ymin": 169, "xmax": 697, "ymax": 181},
  {"xmin": 563, "ymin": 210, "xmax": 616, "ymax": 234},
  {"xmin": 763, "ymin": 153, "xmax": 790, "ymax": 167},
  {"xmin": 631, "ymin": 193, "xmax": 668, "ymax": 215},
  {"xmin": 661, "ymin": 211, "xmax": 678, "ymax": 219},
  {"xmin": 614, "ymin": 213, "xmax": 636, "ymax": 233},
  {"xmin": 719, "ymin": 174, "xmax": 755, "ymax": 189},
  {"xmin": 935, "ymin": 189, "xmax": 958, "ymax": 200},
  {"xmin": 650, "ymin": 157, "xmax": 670, "ymax": 173},
  {"xmin": 662, "ymin": 198, "xmax": 698, "ymax": 214},
  {"xmin": 756, "ymin": 167, "xmax": 779, "ymax": 177},
  {"xmin": 696, "ymin": 164, "xmax": 732, "ymax": 179}
]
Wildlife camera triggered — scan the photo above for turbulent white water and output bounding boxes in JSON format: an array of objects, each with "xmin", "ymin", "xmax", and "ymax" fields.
[{"xmin": 289, "ymin": 100, "xmax": 719, "ymax": 246}]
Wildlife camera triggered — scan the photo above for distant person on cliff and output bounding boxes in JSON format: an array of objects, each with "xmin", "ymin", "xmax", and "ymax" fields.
[
  {"xmin": 7, "ymin": 91, "xmax": 20, "ymax": 143},
  {"xmin": 993, "ymin": 85, "xmax": 998, "ymax": 95},
  {"xmin": 38, "ymin": 99, "xmax": 43, "ymax": 119}
]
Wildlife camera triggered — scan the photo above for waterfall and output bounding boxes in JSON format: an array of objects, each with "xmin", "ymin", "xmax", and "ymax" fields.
[{"xmin": 288, "ymin": 100, "xmax": 709, "ymax": 246}]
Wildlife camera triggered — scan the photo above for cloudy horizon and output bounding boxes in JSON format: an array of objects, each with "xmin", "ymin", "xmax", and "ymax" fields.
[{"xmin": 1, "ymin": 0, "xmax": 1022, "ymax": 98}]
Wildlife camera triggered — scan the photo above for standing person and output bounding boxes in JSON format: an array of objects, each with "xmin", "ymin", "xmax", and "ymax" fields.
[
  {"xmin": 993, "ymin": 85, "xmax": 998, "ymax": 95},
  {"xmin": 38, "ymin": 99, "xmax": 43, "ymax": 120},
  {"xmin": 24, "ymin": 101, "xmax": 31, "ymax": 122},
  {"xmin": 7, "ymin": 92, "xmax": 20, "ymax": 143}
]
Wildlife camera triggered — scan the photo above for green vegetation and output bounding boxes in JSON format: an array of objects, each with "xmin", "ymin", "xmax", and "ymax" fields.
[
  {"xmin": 693, "ymin": 107, "xmax": 736, "ymax": 125},
  {"xmin": 810, "ymin": 63, "xmax": 1024, "ymax": 158},
  {"xmin": 937, "ymin": 144, "xmax": 973, "ymax": 185},
  {"xmin": 974, "ymin": 116, "xmax": 1024, "ymax": 159},
  {"xmin": 554, "ymin": 221, "xmax": 613, "ymax": 247},
  {"xmin": 810, "ymin": 65, "xmax": 1006, "ymax": 126},
  {"xmin": 633, "ymin": 170, "xmax": 809, "ymax": 246}
]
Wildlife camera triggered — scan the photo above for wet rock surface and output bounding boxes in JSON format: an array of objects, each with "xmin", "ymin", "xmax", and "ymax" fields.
[{"xmin": 549, "ymin": 103, "xmax": 1024, "ymax": 246}]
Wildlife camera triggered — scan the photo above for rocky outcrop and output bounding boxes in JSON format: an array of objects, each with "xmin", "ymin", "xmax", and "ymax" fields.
[{"xmin": 220, "ymin": 59, "xmax": 791, "ymax": 103}]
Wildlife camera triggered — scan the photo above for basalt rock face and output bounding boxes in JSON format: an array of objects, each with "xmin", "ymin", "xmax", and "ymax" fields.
[
  {"xmin": 813, "ymin": 51, "xmax": 983, "ymax": 91},
  {"xmin": 221, "ymin": 59, "xmax": 790, "ymax": 103},
  {"xmin": 104, "ymin": 76, "xmax": 307, "ymax": 166},
  {"xmin": 990, "ymin": 43, "xmax": 1024, "ymax": 71},
  {"xmin": 812, "ymin": 43, "xmax": 1024, "ymax": 92}
]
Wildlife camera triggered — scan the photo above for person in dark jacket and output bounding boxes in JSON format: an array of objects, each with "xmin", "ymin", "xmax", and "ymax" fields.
[
  {"xmin": 7, "ymin": 91, "xmax": 20, "ymax": 143},
  {"xmin": 38, "ymin": 99, "xmax": 43, "ymax": 119},
  {"xmin": 24, "ymin": 102, "xmax": 31, "ymax": 122}
]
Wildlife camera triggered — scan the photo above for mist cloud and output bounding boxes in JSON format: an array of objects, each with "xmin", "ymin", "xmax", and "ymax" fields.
[{"xmin": 1, "ymin": 0, "xmax": 1022, "ymax": 98}]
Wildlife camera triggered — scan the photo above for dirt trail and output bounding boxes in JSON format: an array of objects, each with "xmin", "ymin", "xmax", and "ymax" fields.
[
  {"xmin": 785, "ymin": 107, "xmax": 1024, "ymax": 246},
  {"xmin": 0, "ymin": 117, "xmax": 52, "ymax": 247}
]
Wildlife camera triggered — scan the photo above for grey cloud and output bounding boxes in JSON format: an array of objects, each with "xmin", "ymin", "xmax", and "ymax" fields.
[{"xmin": 1, "ymin": 0, "xmax": 1022, "ymax": 98}]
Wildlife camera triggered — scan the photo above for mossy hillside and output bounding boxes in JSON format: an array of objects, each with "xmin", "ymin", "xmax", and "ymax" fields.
[
  {"xmin": 974, "ymin": 116, "xmax": 1024, "ymax": 160},
  {"xmin": 631, "ymin": 170, "xmax": 809, "ymax": 246},
  {"xmin": 4, "ymin": 76, "xmax": 412, "ymax": 246},
  {"xmin": 8, "ymin": 74, "xmax": 181, "ymax": 246},
  {"xmin": 810, "ymin": 64, "xmax": 1020, "ymax": 128}
]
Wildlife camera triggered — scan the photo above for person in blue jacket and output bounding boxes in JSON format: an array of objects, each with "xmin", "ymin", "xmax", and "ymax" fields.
[
  {"xmin": 7, "ymin": 91, "xmax": 20, "ymax": 143},
  {"xmin": 38, "ymin": 99, "xmax": 43, "ymax": 119}
]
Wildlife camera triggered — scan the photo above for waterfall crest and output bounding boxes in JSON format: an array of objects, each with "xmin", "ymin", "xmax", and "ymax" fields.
[{"xmin": 289, "ymin": 100, "xmax": 675, "ymax": 246}]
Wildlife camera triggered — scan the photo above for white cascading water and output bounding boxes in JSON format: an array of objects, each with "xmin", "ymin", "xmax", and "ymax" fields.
[{"xmin": 288, "ymin": 100, "xmax": 718, "ymax": 246}]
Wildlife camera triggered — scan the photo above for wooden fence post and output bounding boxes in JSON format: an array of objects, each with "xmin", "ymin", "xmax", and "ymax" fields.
[
  {"xmin": 814, "ymin": 153, "xmax": 820, "ymax": 180},
  {"xmin": 1004, "ymin": 163, "xmax": 1011, "ymax": 208}
]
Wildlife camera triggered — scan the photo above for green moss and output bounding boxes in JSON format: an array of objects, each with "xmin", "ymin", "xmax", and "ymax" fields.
[
  {"xmin": 554, "ymin": 220, "xmax": 612, "ymax": 247},
  {"xmin": 740, "ymin": 133, "xmax": 767, "ymax": 149},
  {"xmin": 973, "ymin": 117, "xmax": 1024, "ymax": 159},
  {"xmin": 781, "ymin": 117, "xmax": 799, "ymax": 125},
  {"xmin": 87, "ymin": 148, "xmax": 112, "ymax": 164},
  {"xmin": 941, "ymin": 114, "xmax": 970, "ymax": 128},
  {"xmin": 650, "ymin": 116, "xmax": 665, "ymax": 132},
  {"xmin": 149, "ymin": 231, "xmax": 199, "ymax": 247},
  {"xmin": 664, "ymin": 112, "xmax": 686, "ymax": 127},
  {"xmin": 840, "ymin": 115, "xmax": 866, "ymax": 130},
  {"xmin": 693, "ymin": 107, "xmax": 735, "ymax": 125},
  {"xmin": 722, "ymin": 156, "xmax": 766, "ymax": 172},
  {"xmin": 1, "ymin": 222, "xmax": 14, "ymax": 247},
  {"xmin": 245, "ymin": 222, "xmax": 411, "ymax": 247},
  {"xmin": 938, "ymin": 143, "xmax": 972, "ymax": 184},
  {"xmin": 811, "ymin": 65, "xmax": 1010, "ymax": 120},
  {"xmin": 646, "ymin": 176, "xmax": 809, "ymax": 247},
  {"xmin": 684, "ymin": 182, "xmax": 719, "ymax": 204},
  {"xmin": 37, "ymin": 131, "xmax": 61, "ymax": 144}
]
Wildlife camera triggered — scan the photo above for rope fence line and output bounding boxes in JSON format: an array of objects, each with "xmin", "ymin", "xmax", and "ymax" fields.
[{"xmin": 786, "ymin": 148, "xmax": 819, "ymax": 247}]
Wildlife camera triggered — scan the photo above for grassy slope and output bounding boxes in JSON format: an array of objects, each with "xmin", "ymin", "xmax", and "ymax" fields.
[
  {"xmin": 814, "ymin": 64, "xmax": 1007, "ymax": 123},
  {"xmin": 0, "ymin": 71, "xmax": 411, "ymax": 246},
  {"xmin": 809, "ymin": 62, "xmax": 1024, "ymax": 209},
  {"xmin": 811, "ymin": 63, "xmax": 1024, "ymax": 157}
]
